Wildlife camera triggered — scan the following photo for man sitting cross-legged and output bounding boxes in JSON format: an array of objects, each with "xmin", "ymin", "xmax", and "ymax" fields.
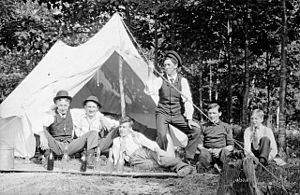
[
  {"xmin": 111, "ymin": 116, "xmax": 193, "ymax": 176},
  {"xmin": 36, "ymin": 90, "xmax": 99, "ymax": 167}
]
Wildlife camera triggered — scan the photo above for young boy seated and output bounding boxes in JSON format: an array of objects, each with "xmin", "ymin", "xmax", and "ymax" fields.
[
  {"xmin": 197, "ymin": 103, "xmax": 234, "ymax": 173},
  {"xmin": 243, "ymin": 109, "xmax": 278, "ymax": 166},
  {"xmin": 111, "ymin": 116, "xmax": 193, "ymax": 176}
]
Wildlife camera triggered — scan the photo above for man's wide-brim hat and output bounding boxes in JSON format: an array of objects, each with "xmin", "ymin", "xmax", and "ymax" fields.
[
  {"xmin": 83, "ymin": 95, "xmax": 102, "ymax": 108},
  {"xmin": 165, "ymin": 50, "xmax": 182, "ymax": 67},
  {"xmin": 53, "ymin": 90, "xmax": 72, "ymax": 102}
]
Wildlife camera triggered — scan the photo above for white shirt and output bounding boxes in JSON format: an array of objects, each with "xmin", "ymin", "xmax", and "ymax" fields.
[
  {"xmin": 73, "ymin": 111, "xmax": 104, "ymax": 137},
  {"xmin": 244, "ymin": 124, "xmax": 278, "ymax": 160},
  {"xmin": 112, "ymin": 131, "xmax": 160, "ymax": 159},
  {"xmin": 42, "ymin": 108, "xmax": 119, "ymax": 138},
  {"xmin": 145, "ymin": 73, "xmax": 194, "ymax": 120}
]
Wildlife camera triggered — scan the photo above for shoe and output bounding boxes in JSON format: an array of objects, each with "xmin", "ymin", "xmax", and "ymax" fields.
[
  {"xmin": 183, "ymin": 158, "xmax": 196, "ymax": 166},
  {"xmin": 259, "ymin": 157, "xmax": 268, "ymax": 166},
  {"xmin": 41, "ymin": 149, "xmax": 51, "ymax": 168},
  {"xmin": 196, "ymin": 162, "xmax": 208, "ymax": 173},
  {"xmin": 177, "ymin": 165, "xmax": 193, "ymax": 177}
]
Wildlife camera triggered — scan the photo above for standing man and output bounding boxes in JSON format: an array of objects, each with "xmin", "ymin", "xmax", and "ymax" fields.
[
  {"xmin": 145, "ymin": 50, "xmax": 201, "ymax": 163},
  {"xmin": 198, "ymin": 103, "xmax": 234, "ymax": 172},
  {"xmin": 243, "ymin": 109, "xmax": 277, "ymax": 166},
  {"xmin": 37, "ymin": 90, "xmax": 99, "ymax": 166}
]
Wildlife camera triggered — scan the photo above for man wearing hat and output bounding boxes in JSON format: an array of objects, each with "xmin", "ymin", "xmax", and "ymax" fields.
[
  {"xmin": 37, "ymin": 90, "xmax": 100, "ymax": 166},
  {"xmin": 145, "ymin": 51, "xmax": 201, "ymax": 164},
  {"xmin": 73, "ymin": 95, "xmax": 119, "ymax": 157}
]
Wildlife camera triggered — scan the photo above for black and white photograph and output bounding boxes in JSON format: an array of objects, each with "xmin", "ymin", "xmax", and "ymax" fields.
[{"xmin": 0, "ymin": 0, "xmax": 300, "ymax": 194}]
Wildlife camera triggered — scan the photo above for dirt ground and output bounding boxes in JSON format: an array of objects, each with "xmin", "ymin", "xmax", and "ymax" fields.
[{"xmin": 0, "ymin": 158, "xmax": 219, "ymax": 195}]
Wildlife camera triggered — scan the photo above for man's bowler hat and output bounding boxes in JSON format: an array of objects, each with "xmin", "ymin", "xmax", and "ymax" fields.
[
  {"xmin": 83, "ymin": 95, "xmax": 102, "ymax": 108},
  {"xmin": 53, "ymin": 90, "xmax": 72, "ymax": 103}
]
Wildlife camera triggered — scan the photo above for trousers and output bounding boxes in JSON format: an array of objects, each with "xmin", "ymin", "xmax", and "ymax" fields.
[
  {"xmin": 98, "ymin": 127, "xmax": 119, "ymax": 153},
  {"xmin": 198, "ymin": 148, "xmax": 231, "ymax": 169},
  {"xmin": 128, "ymin": 148, "xmax": 187, "ymax": 172},
  {"xmin": 42, "ymin": 130, "xmax": 99, "ymax": 156},
  {"xmin": 252, "ymin": 136, "xmax": 271, "ymax": 162},
  {"xmin": 156, "ymin": 113, "xmax": 201, "ymax": 159}
]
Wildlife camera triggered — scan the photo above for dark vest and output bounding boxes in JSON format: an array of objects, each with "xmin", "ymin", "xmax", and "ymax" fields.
[
  {"xmin": 156, "ymin": 74, "xmax": 184, "ymax": 116},
  {"xmin": 47, "ymin": 110, "xmax": 73, "ymax": 142}
]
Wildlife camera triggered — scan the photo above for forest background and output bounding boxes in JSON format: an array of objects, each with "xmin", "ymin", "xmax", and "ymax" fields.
[{"xmin": 1, "ymin": 0, "xmax": 300, "ymax": 156}]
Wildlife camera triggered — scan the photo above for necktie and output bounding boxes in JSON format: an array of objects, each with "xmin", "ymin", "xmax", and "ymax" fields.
[
  {"xmin": 252, "ymin": 127, "xmax": 259, "ymax": 150},
  {"xmin": 170, "ymin": 78, "xmax": 174, "ymax": 84}
]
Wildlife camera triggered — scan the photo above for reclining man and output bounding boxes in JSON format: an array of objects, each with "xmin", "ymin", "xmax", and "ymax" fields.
[
  {"xmin": 197, "ymin": 103, "xmax": 234, "ymax": 172},
  {"xmin": 111, "ymin": 116, "xmax": 194, "ymax": 176},
  {"xmin": 36, "ymin": 90, "xmax": 100, "ymax": 166}
]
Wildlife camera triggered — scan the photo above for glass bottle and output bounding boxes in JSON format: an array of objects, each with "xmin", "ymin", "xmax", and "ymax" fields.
[{"xmin": 47, "ymin": 150, "xmax": 54, "ymax": 171}]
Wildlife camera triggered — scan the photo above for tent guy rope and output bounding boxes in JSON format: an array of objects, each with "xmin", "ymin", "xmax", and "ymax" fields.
[{"xmin": 120, "ymin": 15, "xmax": 288, "ymax": 192}]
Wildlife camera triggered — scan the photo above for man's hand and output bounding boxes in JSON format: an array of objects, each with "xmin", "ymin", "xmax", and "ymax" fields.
[
  {"xmin": 39, "ymin": 132, "xmax": 49, "ymax": 150},
  {"xmin": 101, "ymin": 117, "xmax": 111, "ymax": 132},
  {"xmin": 208, "ymin": 148, "xmax": 222, "ymax": 158},
  {"xmin": 224, "ymin": 145, "xmax": 234, "ymax": 152},
  {"xmin": 148, "ymin": 61, "xmax": 155, "ymax": 73},
  {"xmin": 188, "ymin": 119, "xmax": 193, "ymax": 129},
  {"xmin": 154, "ymin": 147, "xmax": 168, "ymax": 157}
]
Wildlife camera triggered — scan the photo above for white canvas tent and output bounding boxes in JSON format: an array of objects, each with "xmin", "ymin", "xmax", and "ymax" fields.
[{"xmin": 0, "ymin": 13, "xmax": 187, "ymax": 158}]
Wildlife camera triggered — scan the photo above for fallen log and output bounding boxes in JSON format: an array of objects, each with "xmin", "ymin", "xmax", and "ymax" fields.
[{"xmin": 0, "ymin": 168, "xmax": 180, "ymax": 178}]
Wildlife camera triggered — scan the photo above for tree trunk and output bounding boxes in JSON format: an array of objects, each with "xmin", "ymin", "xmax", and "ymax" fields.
[
  {"xmin": 198, "ymin": 60, "xmax": 203, "ymax": 122},
  {"xmin": 124, "ymin": 1, "xmax": 131, "ymax": 26},
  {"xmin": 227, "ymin": 18, "xmax": 233, "ymax": 122},
  {"xmin": 266, "ymin": 52, "xmax": 272, "ymax": 128},
  {"xmin": 209, "ymin": 62, "xmax": 212, "ymax": 101},
  {"xmin": 170, "ymin": 12, "xmax": 175, "ymax": 47},
  {"xmin": 154, "ymin": 13, "xmax": 158, "ymax": 67},
  {"xmin": 278, "ymin": 0, "xmax": 288, "ymax": 159},
  {"xmin": 241, "ymin": 1, "xmax": 250, "ymax": 128}
]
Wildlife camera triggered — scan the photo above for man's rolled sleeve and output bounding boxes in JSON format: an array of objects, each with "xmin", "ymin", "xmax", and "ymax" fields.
[
  {"xmin": 144, "ymin": 77, "xmax": 162, "ymax": 96},
  {"xmin": 181, "ymin": 78, "xmax": 194, "ymax": 120},
  {"xmin": 136, "ymin": 132, "xmax": 160, "ymax": 151}
]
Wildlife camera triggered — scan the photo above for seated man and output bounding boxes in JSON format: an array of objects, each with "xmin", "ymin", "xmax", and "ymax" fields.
[
  {"xmin": 111, "ymin": 116, "xmax": 193, "ymax": 176},
  {"xmin": 72, "ymin": 95, "xmax": 119, "ymax": 157},
  {"xmin": 36, "ymin": 90, "xmax": 99, "ymax": 166},
  {"xmin": 243, "ymin": 109, "xmax": 278, "ymax": 166},
  {"xmin": 197, "ymin": 103, "xmax": 234, "ymax": 172}
]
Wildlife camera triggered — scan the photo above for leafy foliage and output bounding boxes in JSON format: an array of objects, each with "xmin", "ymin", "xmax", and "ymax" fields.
[{"xmin": 1, "ymin": 0, "xmax": 300, "ymax": 129}]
